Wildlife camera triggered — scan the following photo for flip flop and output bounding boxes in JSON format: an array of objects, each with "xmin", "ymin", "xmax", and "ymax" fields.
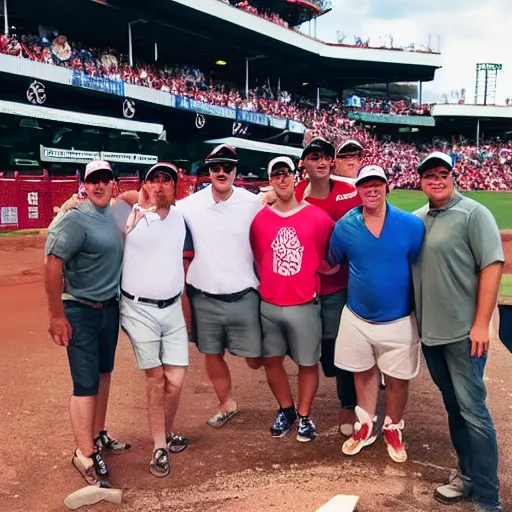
[{"xmin": 207, "ymin": 409, "xmax": 239, "ymax": 428}]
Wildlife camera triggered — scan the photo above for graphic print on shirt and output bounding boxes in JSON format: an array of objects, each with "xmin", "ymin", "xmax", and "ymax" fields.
[{"xmin": 271, "ymin": 227, "xmax": 304, "ymax": 276}]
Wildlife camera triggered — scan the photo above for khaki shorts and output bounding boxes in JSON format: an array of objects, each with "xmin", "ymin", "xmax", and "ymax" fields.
[{"xmin": 335, "ymin": 307, "xmax": 420, "ymax": 380}]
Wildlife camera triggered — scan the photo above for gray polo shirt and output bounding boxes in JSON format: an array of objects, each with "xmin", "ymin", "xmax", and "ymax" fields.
[
  {"xmin": 45, "ymin": 199, "xmax": 124, "ymax": 302},
  {"xmin": 412, "ymin": 192, "xmax": 504, "ymax": 346}
]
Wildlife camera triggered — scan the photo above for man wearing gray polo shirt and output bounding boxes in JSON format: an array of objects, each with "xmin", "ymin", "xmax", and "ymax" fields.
[
  {"xmin": 45, "ymin": 160, "xmax": 128, "ymax": 488},
  {"xmin": 413, "ymin": 152, "xmax": 504, "ymax": 512}
]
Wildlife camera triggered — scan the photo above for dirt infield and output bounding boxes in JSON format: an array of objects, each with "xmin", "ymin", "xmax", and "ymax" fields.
[{"xmin": 1, "ymin": 235, "xmax": 511, "ymax": 512}]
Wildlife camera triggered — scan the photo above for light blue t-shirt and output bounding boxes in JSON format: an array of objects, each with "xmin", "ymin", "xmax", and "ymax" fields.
[{"xmin": 328, "ymin": 203, "xmax": 425, "ymax": 322}]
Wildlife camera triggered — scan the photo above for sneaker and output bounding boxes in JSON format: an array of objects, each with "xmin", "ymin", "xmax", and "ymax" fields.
[
  {"xmin": 166, "ymin": 432, "xmax": 189, "ymax": 454},
  {"xmin": 90, "ymin": 451, "xmax": 112, "ymax": 488},
  {"xmin": 473, "ymin": 503, "xmax": 503, "ymax": 512},
  {"xmin": 270, "ymin": 409, "xmax": 296, "ymax": 437},
  {"xmin": 149, "ymin": 448, "xmax": 170, "ymax": 478},
  {"xmin": 296, "ymin": 416, "xmax": 317, "ymax": 443},
  {"xmin": 94, "ymin": 430, "xmax": 131, "ymax": 454},
  {"xmin": 342, "ymin": 406, "xmax": 377, "ymax": 456},
  {"xmin": 383, "ymin": 418, "xmax": 407, "ymax": 463},
  {"xmin": 435, "ymin": 470, "xmax": 471, "ymax": 504}
]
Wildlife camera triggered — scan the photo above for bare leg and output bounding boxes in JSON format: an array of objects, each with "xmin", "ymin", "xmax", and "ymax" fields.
[
  {"xmin": 263, "ymin": 356, "xmax": 293, "ymax": 408},
  {"xmin": 163, "ymin": 365, "xmax": 188, "ymax": 433},
  {"xmin": 93, "ymin": 373, "xmax": 111, "ymax": 435},
  {"xmin": 297, "ymin": 365, "xmax": 319, "ymax": 416},
  {"xmin": 145, "ymin": 366, "xmax": 166, "ymax": 450},
  {"xmin": 70, "ymin": 395, "xmax": 96, "ymax": 456},
  {"xmin": 384, "ymin": 375, "xmax": 409, "ymax": 423},
  {"xmin": 354, "ymin": 366, "xmax": 380, "ymax": 417},
  {"xmin": 205, "ymin": 354, "xmax": 237, "ymax": 412}
]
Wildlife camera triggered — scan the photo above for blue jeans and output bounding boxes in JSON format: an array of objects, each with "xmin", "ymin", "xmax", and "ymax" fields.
[
  {"xmin": 422, "ymin": 340, "xmax": 500, "ymax": 509},
  {"xmin": 64, "ymin": 300, "xmax": 120, "ymax": 397}
]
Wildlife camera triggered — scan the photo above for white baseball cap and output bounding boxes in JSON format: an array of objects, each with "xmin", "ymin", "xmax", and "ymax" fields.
[
  {"xmin": 417, "ymin": 151, "xmax": 453, "ymax": 173},
  {"xmin": 84, "ymin": 160, "xmax": 114, "ymax": 181},
  {"xmin": 336, "ymin": 139, "xmax": 364, "ymax": 156},
  {"xmin": 267, "ymin": 156, "xmax": 296, "ymax": 176},
  {"xmin": 355, "ymin": 165, "xmax": 388, "ymax": 186},
  {"xmin": 145, "ymin": 162, "xmax": 179, "ymax": 182}
]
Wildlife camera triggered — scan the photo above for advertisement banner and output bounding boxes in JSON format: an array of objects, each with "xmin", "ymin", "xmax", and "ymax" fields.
[
  {"xmin": 40, "ymin": 146, "xmax": 158, "ymax": 165},
  {"xmin": 71, "ymin": 71, "xmax": 125, "ymax": 97}
]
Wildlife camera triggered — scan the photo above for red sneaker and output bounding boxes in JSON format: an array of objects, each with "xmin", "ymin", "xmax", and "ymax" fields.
[
  {"xmin": 383, "ymin": 417, "xmax": 407, "ymax": 463},
  {"xmin": 342, "ymin": 406, "xmax": 377, "ymax": 456}
]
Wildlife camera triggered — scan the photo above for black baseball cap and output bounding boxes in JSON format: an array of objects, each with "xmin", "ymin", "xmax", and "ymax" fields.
[{"xmin": 301, "ymin": 137, "xmax": 336, "ymax": 159}]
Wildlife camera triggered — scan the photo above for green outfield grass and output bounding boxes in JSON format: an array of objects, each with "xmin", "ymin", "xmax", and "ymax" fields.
[
  {"xmin": 388, "ymin": 190, "xmax": 512, "ymax": 229},
  {"xmin": 501, "ymin": 275, "xmax": 512, "ymax": 298}
]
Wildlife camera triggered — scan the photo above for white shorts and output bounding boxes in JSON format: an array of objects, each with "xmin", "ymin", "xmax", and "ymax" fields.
[
  {"xmin": 334, "ymin": 307, "xmax": 420, "ymax": 380},
  {"xmin": 120, "ymin": 296, "xmax": 189, "ymax": 370}
]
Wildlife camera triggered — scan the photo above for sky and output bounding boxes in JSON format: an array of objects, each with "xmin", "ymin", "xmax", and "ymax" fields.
[{"xmin": 302, "ymin": 0, "xmax": 511, "ymax": 104}]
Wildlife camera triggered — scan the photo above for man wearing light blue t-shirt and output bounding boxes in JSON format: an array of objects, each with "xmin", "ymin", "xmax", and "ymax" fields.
[{"xmin": 328, "ymin": 165, "xmax": 425, "ymax": 464}]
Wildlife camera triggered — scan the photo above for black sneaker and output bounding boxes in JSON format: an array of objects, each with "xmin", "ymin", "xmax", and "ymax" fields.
[
  {"xmin": 166, "ymin": 432, "xmax": 189, "ymax": 454},
  {"xmin": 270, "ymin": 409, "xmax": 296, "ymax": 437},
  {"xmin": 150, "ymin": 448, "xmax": 170, "ymax": 478},
  {"xmin": 296, "ymin": 416, "xmax": 317, "ymax": 442},
  {"xmin": 90, "ymin": 451, "xmax": 112, "ymax": 488},
  {"xmin": 94, "ymin": 430, "xmax": 131, "ymax": 454}
]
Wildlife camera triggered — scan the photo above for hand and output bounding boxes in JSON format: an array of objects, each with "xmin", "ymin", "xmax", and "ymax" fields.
[
  {"xmin": 318, "ymin": 260, "xmax": 340, "ymax": 276},
  {"xmin": 138, "ymin": 186, "xmax": 151, "ymax": 208},
  {"xmin": 260, "ymin": 189, "xmax": 276, "ymax": 205},
  {"xmin": 49, "ymin": 314, "xmax": 72, "ymax": 347},
  {"xmin": 469, "ymin": 323, "xmax": 490, "ymax": 358}
]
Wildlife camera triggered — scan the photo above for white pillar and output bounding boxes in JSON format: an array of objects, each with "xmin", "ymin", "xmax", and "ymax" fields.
[
  {"xmin": 154, "ymin": 42, "xmax": 158, "ymax": 62},
  {"xmin": 128, "ymin": 22, "xmax": 133, "ymax": 67},
  {"xmin": 316, "ymin": 87, "xmax": 320, "ymax": 109},
  {"xmin": 476, "ymin": 118, "xmax": 480, "ymax": 147},
  {"xmin": 245, "ymin": 57, "xmax": 249, "ymax": 98},
  {"xmin": 3, "ymin": 0, "xmax": 8, "ymax": 36}
]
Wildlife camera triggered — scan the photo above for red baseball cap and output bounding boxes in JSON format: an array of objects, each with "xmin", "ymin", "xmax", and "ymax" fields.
[{"xmin": 145, "ymin": 162, "xmax": 179, "ymax": 182}]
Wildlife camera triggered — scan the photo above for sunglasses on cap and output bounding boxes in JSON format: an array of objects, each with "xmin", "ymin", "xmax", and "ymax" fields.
[
  {"xmin": 210, "ymin": 163, "xmax": 235, "ymax": 173},
  {"xmin": 336, "ymin": 151, "xmax": 360, "ymax": 160},
  {"xmin": 270, "ymin": 169, "xmax": 294, "ymax": 179}
]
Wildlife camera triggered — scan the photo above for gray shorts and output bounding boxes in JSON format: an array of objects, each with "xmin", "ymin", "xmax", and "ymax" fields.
[
  {"xmin": 191, "ymin": 289, "xmax": 262, "ymax": 358},
  {"xmin": 261, "ymin": 300, "xmax": 322, "ymax": 367},
  {"xmin": 320, "ymin": 288, "xmax": 347, "ymax": 341}
]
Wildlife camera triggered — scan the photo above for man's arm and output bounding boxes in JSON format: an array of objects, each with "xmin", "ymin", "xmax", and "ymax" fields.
[
  {"xmin": 470, "ymin": 262, "xmax": 503, "ymax": 357},
  {"xmin": 327, "ymin": 222, "xmax": 347, "ymax": 266},
  {"xmin": 44, "ymin": 255, "xmax": 72, "ymax": 347}
]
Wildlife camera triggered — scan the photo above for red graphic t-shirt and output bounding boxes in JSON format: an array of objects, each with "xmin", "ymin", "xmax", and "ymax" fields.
[
  {"xmin": 250, "ymin": 203, "xmax": 334, "ymax": 307},
  {"xmin": 295, "ymin": 179, "xmax": 361, "ymax": 295}
]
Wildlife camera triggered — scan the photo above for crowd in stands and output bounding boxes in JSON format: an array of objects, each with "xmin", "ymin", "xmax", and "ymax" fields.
[
  {"xmin": 233, "ymin": 1, "xmax": 289, "ymax": 28},
  {"xmin": 1, "ymin": 31, "xmax": 511, "ymax": 191}
]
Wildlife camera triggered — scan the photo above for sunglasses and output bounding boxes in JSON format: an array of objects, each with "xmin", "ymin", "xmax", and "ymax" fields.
[
  {"xmin": 148, "ymin": 173, "xmax": 174, "ymax": 183},
  {"xmin": 85, "ymin": 176, "xmax": 112, "ymax": 185},
  {"xmin": 210, "ymin": 163, "xmax": 235, "ymax": 173},
  {"xmin": 270, "ymin": 169, "xmax": 294, "ymax": 179},
  {"xmin": 336, "ymin": 152, "xmax": 360, "ymax": 160}
]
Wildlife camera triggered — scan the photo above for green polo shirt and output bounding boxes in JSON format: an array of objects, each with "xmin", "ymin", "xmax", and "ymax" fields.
[{"xmin": 413, "ymin": 192, "xmax": 504, "ymax": 346}]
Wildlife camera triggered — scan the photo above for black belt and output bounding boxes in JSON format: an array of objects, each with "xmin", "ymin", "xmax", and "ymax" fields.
[
  {"xmin": 201, "ymin": 287, "xmax": 254, "ymax": 303},
  {"xmin": 121, "ymin": 289, "xmax": 181, "ymax": 309},
  {"xmin": 63, "ymin": 293, "xmax": 118, "ymax": 309}
]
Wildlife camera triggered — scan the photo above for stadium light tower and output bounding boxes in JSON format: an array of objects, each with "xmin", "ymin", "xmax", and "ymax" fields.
[
  {"xmin": 474, "ymin": 63, "xmax": 502, "ymax": 105},
  {"xmin": 3, "ymin": 0, "xmax": 8, "ymax": 36}
]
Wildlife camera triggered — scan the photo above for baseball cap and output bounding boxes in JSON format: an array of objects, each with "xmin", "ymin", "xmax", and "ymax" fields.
[
  {"xmin": 355, "ymin": 165, "xmax": 388, "ymax": 186},
  {"xmin": 417, "ymin": 152, "xmax": 453, "ymax": 173},
  {"xmin": 205, "ymin": 144, "xmax": 238, "ymax": 164},
  {"xmin": 267, "ymin": 156, "xmax": 296, "ymax": 176},
  {"xmin": 301, "ymin": 137, "xmax": 336, "ymax": 159},
  {"xmin": 336, "ymin": 139, "xmax": 364, "ymax": 157},
  {"xmin": 145, "ymin": 162, "xmax": 179, "ymax": 182},
  {"xmin": 84, "ymin": 160, "xmax": 114, "ymax": 182}
]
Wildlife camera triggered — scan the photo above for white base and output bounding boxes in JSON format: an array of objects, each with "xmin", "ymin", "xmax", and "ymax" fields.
[{"xmin": 316, "ymin": 494, "xmax": 359, "ymax": 512}]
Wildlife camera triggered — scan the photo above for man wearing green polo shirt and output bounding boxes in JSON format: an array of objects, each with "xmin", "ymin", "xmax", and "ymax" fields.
[{"xmin": 413, "ymin": 152, "xmax": 504, "ymax": 512}]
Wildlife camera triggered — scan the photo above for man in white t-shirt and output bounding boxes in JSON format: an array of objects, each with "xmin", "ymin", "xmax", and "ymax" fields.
[
  {"xmin": 120, "ymin": 162, "xmax": 189, "ymax": 478},
  {"xmin": 177, "ymin": 144, "xmax": 263, "ymax": 428}
]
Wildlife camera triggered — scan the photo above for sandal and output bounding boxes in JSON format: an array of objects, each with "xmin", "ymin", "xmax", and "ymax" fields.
[
  {"xmin": 166, "ymin": 432, "xmax": 189, "ymax": 454},
  {"xmin": 149, "ymin": 448, "xmax": 170, "ymax": 478},
  {"xmin": 95, "ymin": 430, "xmax": 131, "ymax": 454},
  {"xmin": 207, "ymin": 409, "xmax": 239, "ymax": 428},
  {"xmin": 72, "ymin": 449, "xmax": 98, "ymax": 486}
]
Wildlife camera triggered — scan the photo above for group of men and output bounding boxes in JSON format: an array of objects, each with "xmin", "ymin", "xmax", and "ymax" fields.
[{"xmin": 44, "ymin": 137, "xmax": 504, "ymax": 511}]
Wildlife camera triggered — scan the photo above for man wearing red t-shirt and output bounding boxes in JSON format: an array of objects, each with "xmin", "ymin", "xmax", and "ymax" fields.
[
  {"xmin": 295, "ymin": 137, "xmax": 361, "ymax": 438},
  {"xmin": 250, "ymin": 156, "xmax": 334, "ymax": 443}
]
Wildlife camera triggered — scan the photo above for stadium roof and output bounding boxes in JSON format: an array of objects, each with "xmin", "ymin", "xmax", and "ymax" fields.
[
  {"xmin": 9, "ymin": 0, "xmax": 441, "ymax": 96},
  {"xmin": 432, "ymin": 104, "xmax": 512, "ymax": 119}
]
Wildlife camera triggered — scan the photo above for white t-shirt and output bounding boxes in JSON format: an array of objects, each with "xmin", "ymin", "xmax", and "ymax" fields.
[
  {"xmin": 331, "ymin": 174, "xmax": 357, "ymax": 186},
  {"xmin": 122, "ymin": 205, "xmax": 186, "ymax": 300},
  {"xmin": 177, "ymin": 185, "xmax": 262, "ymax": 294}
]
